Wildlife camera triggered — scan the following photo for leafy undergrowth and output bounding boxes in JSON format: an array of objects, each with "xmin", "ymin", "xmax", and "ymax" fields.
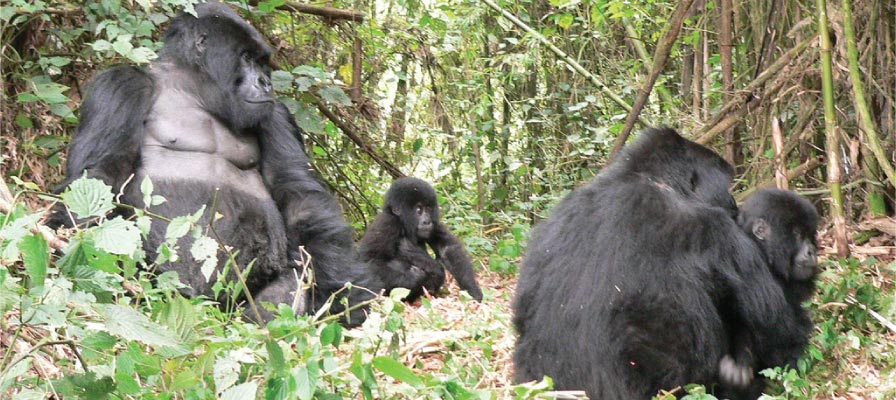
[{"xmin": 1, "ymin": 178, "xmax": 894, "ymax": 399}]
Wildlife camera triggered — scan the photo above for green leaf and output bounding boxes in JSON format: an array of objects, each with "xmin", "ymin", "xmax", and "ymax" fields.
[
  {"xmin": 63, "ymin": 177, "xmax": 115, "ymax": 220},
  {"xmin": 265, "ymin": 338, "xmax": 286, "ymax": 374},
  {"xmin": 91, "ymin": 39, "xmax": 112, "ymax": 52},
  {"xmin": 127, "ymin": 47, "xmax": 156, "ymax": 64},
  {"xmin": 557, "ymin": 13, "xmax": 575, "ymax": 29},
  {"xmin": 98, "ymin": 304, "xmax": 182, "ymax": 348},
  {"xmin": 19, "ymin": 234, "xmax": 48, "ymax": 289},
  {"xmin": 294, "ymin": 367, "xmax": 313, "ymax": 400},
  {"xmin": 31, "ymin": 81, "xmax": 70, "ymax": 104},
  {"xmin": 190, "ymin": 235, "xmax": 219, "ymax": 282},
  {"xmin": 112, "ymin": 37, "xmax": 134, "ymax": 56},
  {"xmin": 14, "ymin": 113, "xmax": 33, "ymax": 129},
  {"xmin": 140, "ymin": 175, "xmax": 153, "ymax": 207},
  {"xmin": 93, "ymin": 217, "xmax": 142, "ymax": 257},
  {"xmin": 220, "ymin": 382, "xmax": 258, "ymax": 400},
  {"xmin": 291, "ymin": 65, "xmax": 327, "ymax": 80},
  {"xmin": 319, "ymin": 322, "xmax": 343, "ymax": 347},
  {"xmin": 165, "ymin": 216, "xmax": 193, "ymax": 242},
  {"xmin": 214, "ymin": 357, "xmax": 240, "ymax": 392},
  {"xmin": 271, "ymin": 70, "xmax": 293, "ymax": 91},
  {"xmin": 318, "ymin": 85, "xmax": 352, "ymax": 107},
  {"xmin": 372, "ymin": 356, "xmax": 424, "ymax": 388}
]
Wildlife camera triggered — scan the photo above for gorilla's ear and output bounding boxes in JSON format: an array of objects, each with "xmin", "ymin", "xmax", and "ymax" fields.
[
  {"xmin": 195, "ymin": 34, "xmax": 207, "ymax": 54},
  {"xmin": 751, "ymin": 219, "xmax": 771, "ymax": 241},
  {"xmin": 390, "ymin": 206, "xmax": 400, "ymax": 216}
]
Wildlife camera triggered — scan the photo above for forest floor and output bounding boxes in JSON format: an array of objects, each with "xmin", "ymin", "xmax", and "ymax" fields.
[{"xmin": 401, "ymin": 227, "xmax": 896, "ymax": 399}]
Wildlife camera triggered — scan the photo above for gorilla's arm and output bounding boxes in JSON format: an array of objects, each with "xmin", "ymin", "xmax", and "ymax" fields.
[
  {"xmin": 429, "ymin": 224, "xmax": 484, "ymax": 301},
  {"xmin": 716, "ymin": 220, "xmax": 809, "ymax": 369},
  {"xmin": 49, "ymin": 66, "xmax": 154, "ymax": 227},
  {"xmin": 258, "ymin": 103, "xmax": 374, "ymax": 324}
]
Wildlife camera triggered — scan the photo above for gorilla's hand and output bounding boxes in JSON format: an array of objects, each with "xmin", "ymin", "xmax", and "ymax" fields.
[
  {"xmin": 399, "ymin": 238, "xmax": 421, "ymax": 256},
  {"xmin": 718, "ymin": 354, "xmax": 754, "ymax": 388}
]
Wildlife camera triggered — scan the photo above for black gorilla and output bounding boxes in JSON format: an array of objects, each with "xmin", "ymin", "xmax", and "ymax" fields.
[
  {"xmin": 719, "ymin": 189, "xmax": 819, "ymax": 399},
  {"xmin": 359, "ymin": 177, "xmax": 483, "ymax": 302},
  {"xmin": 49, "ymin": 2, "xmax": 373, "ymax": 325},
  {"xmin": 512, "ymin": 128, "xmax": 808, "ymax": 399}
]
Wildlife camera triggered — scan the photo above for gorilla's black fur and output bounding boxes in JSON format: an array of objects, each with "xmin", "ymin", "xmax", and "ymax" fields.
[
  {"xmin": 512, "ymin": 128, "xmax": 808, "ymax": 399},
  {"xmin": 359, "ymin": 177, "xmax": 483, "ymax": 302},
  {"xmin": 49, "ymin": 2, "xmax": 373, "ymax": 326},
  {"xmin": 719, "ymin": 189, "xmax": 819, "ymax": 399}
]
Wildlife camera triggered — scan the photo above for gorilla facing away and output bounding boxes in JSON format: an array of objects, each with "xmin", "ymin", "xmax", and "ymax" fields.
[
  {"xmin": 512, "ymin": 128, "xmax": 808, "ymax": 399},
  {"xmin": 49, "ymin": 2, "xmax": 373, "ymax": 325},
  {"xmin": 359, "ymin": 177, "xmax": 483, "ymax": 302},
  {"xmin": 719, "ymin": 189, "xmax": 820, "ymax": 399}
]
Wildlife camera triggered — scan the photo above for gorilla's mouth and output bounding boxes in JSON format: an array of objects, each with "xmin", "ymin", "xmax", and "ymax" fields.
[{"xmin": 244, "ymin": 99, "xmax": 275, "ymax": 104}]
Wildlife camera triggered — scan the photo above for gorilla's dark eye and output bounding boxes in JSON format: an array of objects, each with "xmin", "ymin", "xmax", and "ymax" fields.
[{"xmin": 416, "ymin": 205, "xmax": 424, "ymax": 215}]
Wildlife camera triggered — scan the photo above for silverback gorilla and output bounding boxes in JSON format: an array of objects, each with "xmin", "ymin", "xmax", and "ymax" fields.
[
  {"xmin": 512, "ymin": 128, "xmax": 808, "ymax": 399},
  {"xmin": 49, "ymin": 2, "xmax": 373, "ymax": 325},
  {"xmin": 359, "ymin": 177, "xmax": 483, "ymax": 302},
  {"xmin": 719, "ymin": 189, "xmax": 819, "ymax": 399}
]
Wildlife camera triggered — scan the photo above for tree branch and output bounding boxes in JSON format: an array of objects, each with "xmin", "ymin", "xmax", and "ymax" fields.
[
  {"xmin": 481, "ymin": 0, "xmax": 647, "ymax": 126},
  {"xmin": 314, "ymin": 99, "xmax": 404, "ymax": 178},
  {"xmin": 610, "ymin": 0, "xmax": 695, "ymax": 159}
]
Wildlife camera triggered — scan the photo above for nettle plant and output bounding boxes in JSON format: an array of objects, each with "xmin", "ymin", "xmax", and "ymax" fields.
[{"xmin": 0, "ymin": 177, "xmax": 422, "ymax": 399}]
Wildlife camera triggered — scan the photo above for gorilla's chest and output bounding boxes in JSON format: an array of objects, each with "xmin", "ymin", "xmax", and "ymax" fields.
[{"xmin": 140, "ymin": 86, "xmax": 267, "ymax": 196}]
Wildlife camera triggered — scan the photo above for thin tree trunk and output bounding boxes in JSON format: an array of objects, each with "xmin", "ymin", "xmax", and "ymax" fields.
[
  {"xmin": 720, "ymin": 0, "xmax": 741, "ymax": 167},
  {"xmin": 817, "ymin": 0, "xmax": 851, "ymax": 258},
  {"xmin": 623, "ymin": 20, "xmax": 675, "ymax": 106},
  {"xmin": 609, "ymin": 0, "xmax": 696, "ymax": 159},
  {"xmin": 843, "ymin": 0, "xmax": 896, "ymax": 189}
]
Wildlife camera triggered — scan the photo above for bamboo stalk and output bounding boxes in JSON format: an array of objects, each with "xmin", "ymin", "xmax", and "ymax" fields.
[
  {"xmin": 771, "ymin": 116, "xmax": 789, "ymax": 190},
  {"xmin": 720, "ymin": 0, "xmax": 739, "ymax": 166},
  {"xmin": 842, "ymin": 0, "xmax": 896, "ymax": 189},
  {"xmin": 817, "ymin": 0, "xmax": 851, "ymax": 258}
]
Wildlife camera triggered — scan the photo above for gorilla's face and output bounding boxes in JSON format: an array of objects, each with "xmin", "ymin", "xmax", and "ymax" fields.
[
  {"xmin": 414, "ymin": 203, "xmax": 434, "ymax": 240},
  {"xmin": 201, "ymin": 30, "xmax": 274, "ymax": 127}
]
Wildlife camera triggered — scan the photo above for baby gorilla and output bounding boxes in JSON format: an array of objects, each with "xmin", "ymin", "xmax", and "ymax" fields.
[
  {"xmin": 360, "ymin": 177, "xmax": 483, "ymax": 302},
  {"xmin": 719, "ymin": 189, "xmax": 820, "ymax": 399}
]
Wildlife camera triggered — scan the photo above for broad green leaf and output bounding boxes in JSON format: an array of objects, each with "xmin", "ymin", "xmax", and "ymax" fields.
[
  {"xmin": 319, "ymin": 322, "xmax": 342, "ymax": 347},
  {"xmin": 265, "ymin": 338, "xmax": 286, "ymax": 374},
  {"xmin": 93, "ymin": 217, "xmax": 142, "ymax": 257},
  {"xmin": 140, "ymin": 175, "xmax": 153, "ymax": 207},
  {"xmin": 372, "ymin": 356, "xmax": 424, "ymax": 388},
  {"xmin": 295, "ymin": 367, "xmax": 313, "ymax": 400},
  {"xmin": 271, "ymin": 70, "xmax": 293, "ymax": 91},
  {"xmin": 165, "ymin": 216, "xmax": 193, "ymax": 242},
  {"xmin": 1, "ymin": 213, "xmax": 41, "ymax": 261},
  {"xmin": 98, "ymin": 304, "xmax": 181, "ymax": 348},
  {"xmin": 63, "ymin": 177, "xmax": 114, "ymax": 220},
  {"xmin": 127, "ymin": 47, "xmax": 156, "ymax": 64},
  {"xmin": 214, "ymin": 357, "xmax": 240, "ymax": 392},
  {"xmin": 318, "ymin": 85, "xmax": 352, "ymax": 107},
  {"xmin": 190, "ymin": 235, "xmax": 219, "ymax": 282},
  {"xmin": 557, "ymin": 13, "xmax": 575, "ymax": 29},
  {"xmin": 291, "ymin": 65, "xmax": 327, "ymax": 80},
  {"xmin": 220, "ymin": 382, "xmax": 258, "ymax": 400}
]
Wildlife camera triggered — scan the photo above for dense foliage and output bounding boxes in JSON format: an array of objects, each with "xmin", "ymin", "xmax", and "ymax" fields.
[{"xmin": 1, "ymin": 0, "xmax": 894, "ymax": 399}]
